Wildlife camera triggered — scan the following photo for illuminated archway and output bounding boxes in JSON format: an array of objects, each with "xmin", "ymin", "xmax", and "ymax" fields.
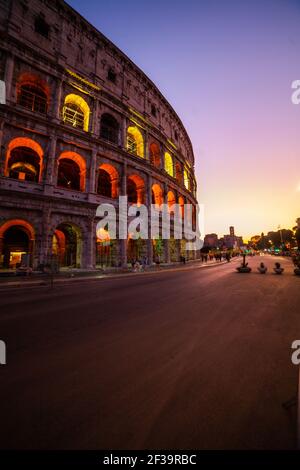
[
  {"xmin": 97, "ymin": 163, "xmax": 119, "ymax": 198},
  {"xmin": 167, "ymin": 190, "xmax": 176, "ymax": 213},
  {"xmin": 184, "ymin": 169, "xmax": 190, "ymax": 190},
  {"xmin": 149, "ymin": 142, "xmax": 161, "ymax": 167},
  {"xmin": 164, "ymin": 152, "xmax": 174, "ymax": 177},
  {"xmin": 127, "ymin": 126, "xmax": 144, "ymax": 158},
  {"xmin": 52, "ymin": 223, "xmax": 82, "ymax": 267},
  {"xmin": 0, "ymin": 219, "xmax": 35, "ymax": 269},
  {"xmin": 152, "ymin": 183, "xmax": 163, "ymax": 208},
  {"xmin": 178, "ymin": 196, "xmax": 185, "ymax": 218},
  {"xmin": 62, "ymin": 94, "xmax": 90, "ymax": 131},
  {"xmin": 57, "ymin": 151, "xmax": 86, "ymax": 191},
  {"xmin": 5, "ymin": 137, "xmax": 44, "ymax": 182},
  {"xmin": 127, "ymin": 174, "xmax": 145, "ymax": 205},
  {"xmin": 96, "ymin": 228, "xmax": 117, "ymax": 267}
]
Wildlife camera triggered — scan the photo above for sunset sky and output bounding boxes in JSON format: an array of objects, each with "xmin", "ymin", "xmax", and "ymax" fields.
[{"xmin": 68, "ymin": 0, "xmax": 300, "ymax": 240}]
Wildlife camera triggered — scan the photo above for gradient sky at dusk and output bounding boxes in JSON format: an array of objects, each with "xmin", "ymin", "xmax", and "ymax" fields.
[{"xmin": 68, "ymin": 0, "xmax": 300, "ymax": 240}]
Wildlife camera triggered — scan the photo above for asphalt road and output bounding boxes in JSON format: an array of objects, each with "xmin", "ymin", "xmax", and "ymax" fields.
[{"xmin": 0, "ymin": 255, "xmax": 299, "ymax": 449}]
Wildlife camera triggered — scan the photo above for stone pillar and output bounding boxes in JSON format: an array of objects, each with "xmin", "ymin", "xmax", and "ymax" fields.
[
  {"xmin": 45, "ymin": 135, "xmax": 57, "ymax": 185},
  {"xmin": 161, "ymin": 147, "xmax": 166, "ymax": 172},
  {"xmin": 0, "ymin": 237, "xmax": 3, "ymax": 268},
  {"xmin": 122, "ymin": 116, "xmax": 128, "ymax": 150},
  {"xmin": 88, "ymin": 149, "xmax": 97, "ymax": 194},
  {"xmin": 84, "ymin": 217, "xmax": 96, "ymax": 269},
  {"xmin": 4, "ymin": 53, "xmax": 14, "ymax": 104},
  {"xmin": 93, "ymin": 99, "xmax": 100, "ymax": 136},
  {"xmin": 55, "ymin": 79, "xmax": 63, "ymax": 121},
  {"xmin": 0, "ymin": 120, "xmax": 5, "ymax": 177},
  {"xmin": 147, "ymin": 173, "xmax": 153, "ymax": 265},
  {"xmin": 144, "ymin": 131, "xmax": 149, "ymax": 161},
  {"xmin": 38, "ymin": 208, "xmax": 51, "ymax": 265},
  {"xmin": 120, "ymin": 162, "xmax": 127, "ymax": 267}
]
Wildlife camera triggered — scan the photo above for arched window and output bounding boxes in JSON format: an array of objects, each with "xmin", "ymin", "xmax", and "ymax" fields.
[
  {"xmin": 57, "ymin": 159, "xmax": 81, "ymax": 191},
  {"xmin": 127, "ymin": 126, "xmax": 144, "ymax": 158},
  {"xmin": 0, "ymin": 219, "xmax": 35, "ymax": 269},
  {"xmin": 176, "ymin": 163, "xmax": 182, "ymax": 184},
  {"xmin": 100, "ymin": 113, "xmax": 119, "ymax": 144},
  {"xmin": 97, "ymin": 164, "xmax": 119, "ymax": 198},
  {"xmin": 8, "ymin": 147, "xmax": 40, "ymax": 182},
  {"xmin": 18, "ymin": 84, "xmax": 48, "ymax": 114},
  {"xmin": 164, "ymin": 152, "xmax": 174, "ymax": 177},
  {"xmin": 62, "ymin": 94, "xmax": 90, "ymax": 131},
  {"xmin": 167, "ymin": 191, "xmax": 176, "ymax": 213},
  {"xmin": 152, "ymin": 184, "xmax": 163, "ymax": 208},
  {"xmin": 178, "ymin": 196, "xmax": 185, "ymax": 218},
  {"xmin": 184, "ymin": 169, "xmax": 190, "ymax": 190},
  {"xmin": 57, "ymin": 152, "xmax": 86, "ymax": 191},
  {"xmin": 149, "ymin": 143, "xmax": 161, "ymax": 167},
  {"xmin": 5, "ymin": 137, "xmax": 43, "ymax": 183},
  {"xmin": 127, "ymin": 175, "xmax": 145, "ymax": 205}
]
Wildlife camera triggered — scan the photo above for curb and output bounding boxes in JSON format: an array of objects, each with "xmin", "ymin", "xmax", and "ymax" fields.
[{"xmin": 0, "ymin": 259, "xmax": 237, "ymax": 291}]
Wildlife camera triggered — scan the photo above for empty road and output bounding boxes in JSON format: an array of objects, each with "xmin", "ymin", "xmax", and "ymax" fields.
[{"xmin": 0, "ymin": 255, "xmax": 299, "ymax": 449}]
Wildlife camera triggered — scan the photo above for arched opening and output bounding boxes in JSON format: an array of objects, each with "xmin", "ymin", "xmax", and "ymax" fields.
[
  {"xmin": 176, "ymin": 163, "xmax": 183, "ymax": 184},
  {"xmin": 52, "ymin": 223, "xmax": 82, "ymax": 268},
  {"xmin": 178, "ymin": 196, "xmax": 185, "ymax": 218},
  {"xmin": 184, "ymin": 169, "xmax": 190, "ymax": 190},
  {"xmin": 96, "ymin": 228, "xmax": 117, "ymax": 267},
  {"xmin": 0, "ymin": 220, "xmax": 35, "ymax": 269},
  {"xmin": 5, "ymin": 137, "xmax": 43, "ymax": 182},
  {"xmin": 167, "ymin": 190, "xmax": 176, "ymax": 213},
  {"xmin": 127, "ymin": 126, "xmax": 144, "ymax": 158},
  {"xmin": 152, "ymin": 183, "xmax": 163, "ymax": 208},
  {"xmin": 17, "ymin": 73, "xmax": 49, "ymax": 114},
  {"xmin": 62, "ymin": 94, "xmax": 90, "ymax": 131},
  {"xmin": 127, "ymin": 174, "xmax": 145, "ymax": 205},
  {"xmin": 164, "ymin": 152, "xmax": 174, "ymax": 177},
  {"xmin": 100, "ymin": 113, "xmax": 119, "ymax": 144},
  {"xmin": 149, "ymin": 142, "xmax": 161, "ymax": 167},
  {"xmin": 127, "ymin": 236, "xmax": 147, "ymax": 264},
  {"xmin": 57, "ymin": 151, "xmax": 86, "ymax": 191},
  {"xmin": 97, "ymin": 163, "xmax": 119, "ymax": 198}
]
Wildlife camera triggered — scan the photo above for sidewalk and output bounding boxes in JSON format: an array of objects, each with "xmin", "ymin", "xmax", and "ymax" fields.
[{"xmin": 0, "ymin": 257, "xmax": 237, "ymax": 291}]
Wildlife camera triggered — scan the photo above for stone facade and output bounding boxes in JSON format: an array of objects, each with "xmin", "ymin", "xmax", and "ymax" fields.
[{"xmin": 0, "ymin": 0, "xmax": 199, "ymax": 270}]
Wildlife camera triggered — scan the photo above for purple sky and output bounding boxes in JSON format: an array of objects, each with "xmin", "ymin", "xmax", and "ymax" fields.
[{"xmin": 68, "ymin": 0, "xmax": 300, "ymax": 239}]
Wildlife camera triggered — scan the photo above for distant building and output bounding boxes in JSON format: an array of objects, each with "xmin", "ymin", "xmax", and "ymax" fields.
[
  {"xmin": 221, "ymin": 227, "xmax": 243, "ymax": 249},
  {"xmin": 204, "ymin": 233, "xmax": 218, "ymax": 248}
]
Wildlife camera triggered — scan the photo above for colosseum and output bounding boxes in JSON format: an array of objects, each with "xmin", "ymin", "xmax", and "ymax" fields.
[{"xmin": 0, "ymin": 0, "xmax": 199, "ymax": 271}]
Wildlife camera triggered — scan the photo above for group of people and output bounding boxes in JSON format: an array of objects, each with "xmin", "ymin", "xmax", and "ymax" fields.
[{"xmin": 201, "ymin": 251, "xmax": 233, "ymax": 263}]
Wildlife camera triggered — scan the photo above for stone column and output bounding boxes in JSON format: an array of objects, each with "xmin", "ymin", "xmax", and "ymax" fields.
[
  {"xmin": 55, "ymin": 79, "xmax": 63, "ymax": 121},
  {"xmin": 88, "ymin": 149, "xmax": 97, "ymax": 194},
  {"xmin": 45, "ymin": 134, "xmax": 57, "ymax": 186},
  {"xmin": 0, "ymin": 120, "xmax": 5, "ymax": 176},
  {"xmin": 147, "ymin": 173, "xmax": 153, "ymax": 265},
  {"xmin": 84, "ymin": 217, "xmax": 96, "ymax": 269},
  {"xmin": 39, "ymin": 207, "xmax": 51, "ymax": 265},
  {"xmin": 4, "ymin": 53, "xmax": 14, "ymax": 104},
  {"xmin": 144, "ymin": 131, "xmax": 149, "ymax": 161},
  {"xmin": 122, "ymin": 116, "xmax": 128, "ymax": 150},
  {"xmin": 163, "ymin": 182, "xmax": 170, "ymax": 263},
  {"xmin": 120, "ymin": 162, "xmax": 127, "ymax": 267},
  {"xmin": 93, "ymin": 99, "xmax": 100, "ymax": 136}
]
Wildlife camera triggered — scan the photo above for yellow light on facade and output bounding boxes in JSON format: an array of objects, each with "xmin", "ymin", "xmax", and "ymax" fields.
[
  {"xmin": 164, "ymin": 152, "xmax": 174, "ymax": 177},
  {"xmin": 184, "ymin": 169, "xmax": 190, "ymax": 190},
  {"xmin": 127, "ymin": 126, "xmax": 144, "ymax": 158},
  {"xmin": 65, "ymin": 69, "xmax": 101, "ymax": 91},
  {"xmin": 63, "ymin": 94, "xmax": 90, "ymax": 131}
]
